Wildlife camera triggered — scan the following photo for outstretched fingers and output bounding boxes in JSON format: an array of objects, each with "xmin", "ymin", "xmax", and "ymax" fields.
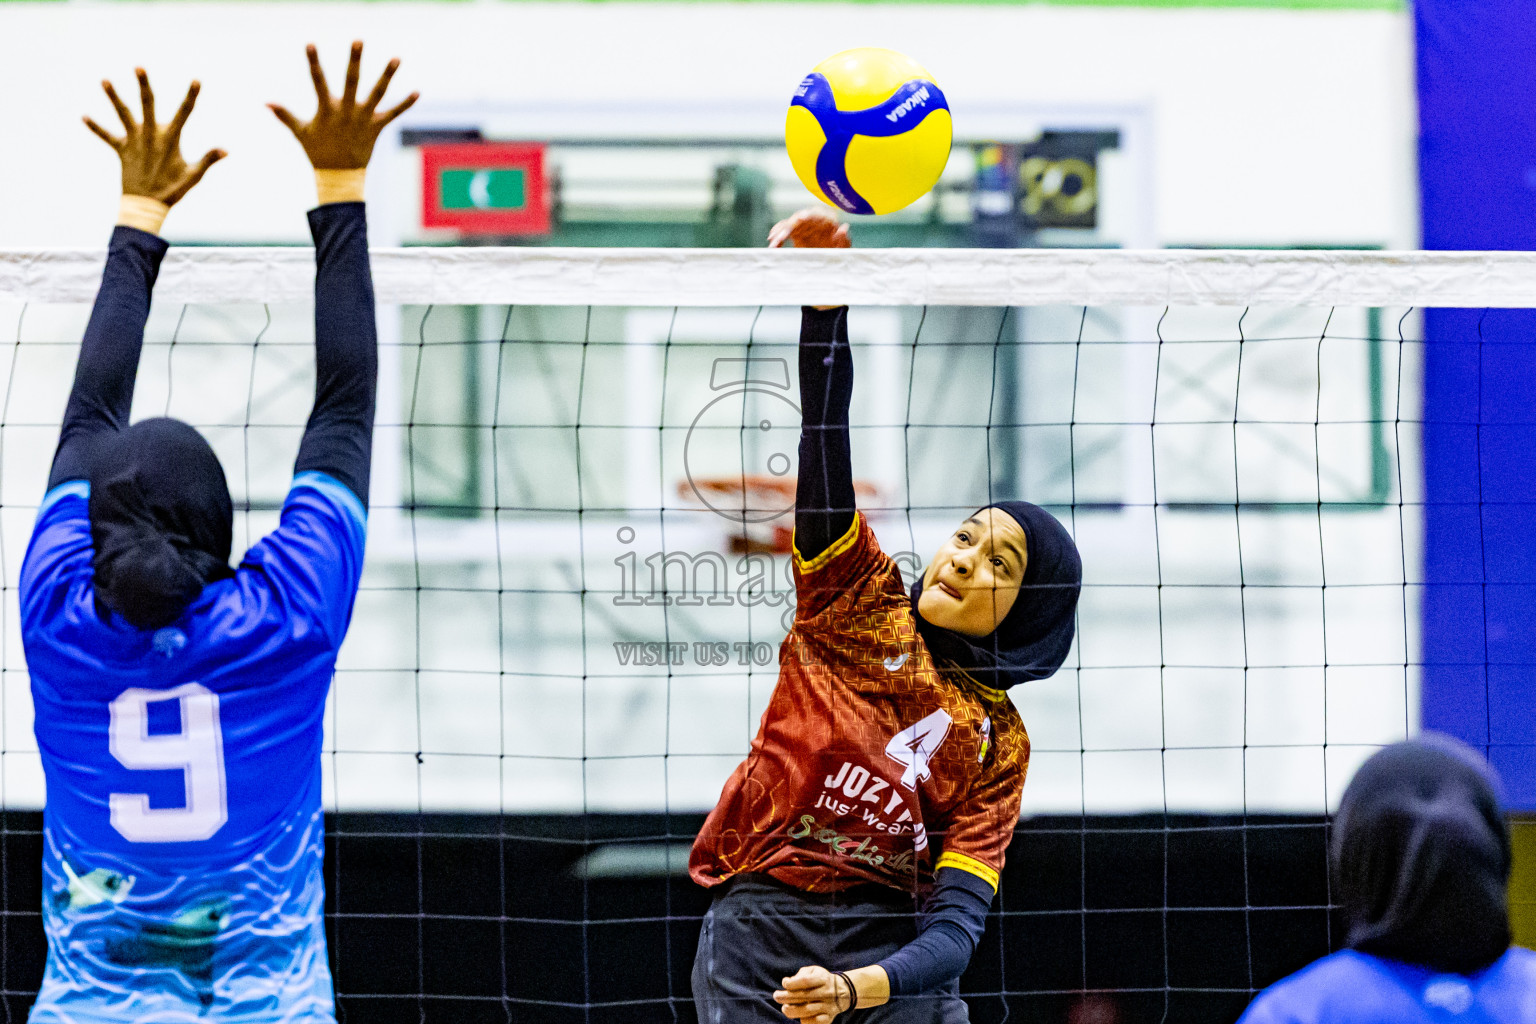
[
  {"xmin": 83, "ymin": 116, "xmax": 121, "ymax": 150},
  {"xmin": 362, "ymin": 57, "xmax": 400, "ymax": 113},
  {"xmin": 340, "ymin": 40, "xmax": 363, "ymax": 109},
  {"xmin": 164, "ymin": 148, "xmax": 226, "ymax": 205},
  {"xmin": 102, "ymin": 80, "xmax": 135, "ymax": 134},
  {"xmin": 377, "ymin": 90, "xmax": 419, "ymax": 128},
  {"xmin": 278, "ymin": 42, "xmax": 414, "ymax": 169},
  {"xmin": 268, "ymin": 103, "xmax": 303, "ymax": 135},
  {"xmin": 135, "ymin": 67, "xmax": 156, "ymax": 129},
  {"xmin": 93, "ymin": 67, "xmax": 224, "ymax": 206},
  {"xmin": 306, "ymin": 44, "xmax": 332, "ymax": 110},
  {"xmin": 165, "ymin": 80, "xmax": 201, "ymax": 147}
]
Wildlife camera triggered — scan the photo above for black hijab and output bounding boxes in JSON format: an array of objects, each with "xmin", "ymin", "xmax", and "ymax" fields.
[
  {"xmin": 88, "ymin": 417, "xmax": 235, "ymax": 631},
  {"xmin": 908, "ymin": 501, "xmax": 1081, "ymax": 690},
  {"xmin": 1334, "ymin": 734, "xmax": 1511, "ymax": 975}
]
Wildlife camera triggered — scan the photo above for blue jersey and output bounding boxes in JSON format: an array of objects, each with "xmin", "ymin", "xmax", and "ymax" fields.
[
  {"xmin": 1238, "ymin": 948, "xmax": 1536, "ymax": 1024},
  {"xmin": 19, "ymin": 471, "xmax": 366, "ymax": 1023}
]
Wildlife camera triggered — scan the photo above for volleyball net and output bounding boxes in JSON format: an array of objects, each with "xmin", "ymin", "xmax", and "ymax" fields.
[{"xmin": 0, "ymin": 245, "xmax": 1519, "ymax": 1022}]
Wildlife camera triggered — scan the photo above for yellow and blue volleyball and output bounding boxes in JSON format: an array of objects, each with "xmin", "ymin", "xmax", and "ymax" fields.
[{"xmin": 785, "ymin": 48, "xmax": 952, "ymax": 216}]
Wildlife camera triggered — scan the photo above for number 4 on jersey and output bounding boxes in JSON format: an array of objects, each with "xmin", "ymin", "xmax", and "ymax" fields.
[{"xmin": 885, "ymin": 709, "xmax": 952, "ymax": 791}]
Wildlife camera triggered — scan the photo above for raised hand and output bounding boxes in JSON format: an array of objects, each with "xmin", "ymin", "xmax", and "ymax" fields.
[
  {"xmin": 768, "ymin": 208, "xmax": 851, "ymax": 249},
  {"xmin": 84, "ymin": 70, "xmax": 225, "ymax": 205},
  {"xmin": 269, "ymin": 41, "xmax": 418, "ymax": 170}
]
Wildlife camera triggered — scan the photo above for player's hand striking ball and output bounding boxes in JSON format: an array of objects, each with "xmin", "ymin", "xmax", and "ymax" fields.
[
  {"xmin": 84, "ymin": 70, "xmax": 225, "ymax": 205},
  {"xmin": 770, "ymin": 207, "xmax": 849, "ymax": 313},
  {"xmin": 768, "ymin": 207, "xmax": 851, "ymax": 250},
  {"xmin": 777, "ymin": 206, "xmax": 1036, "ymax": 641},
  {"xmin": 269, "ymin": 41, "xmax": 418, "ymax": 170}
]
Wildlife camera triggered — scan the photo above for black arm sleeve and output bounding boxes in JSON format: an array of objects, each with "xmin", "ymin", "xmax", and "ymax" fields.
[
  {"xmin": 876, "ymin": 867, "xmax": 994, "ymax": 997},
  {"xmin": 48, "ymin": 226, "xmax": 168, "ymax": 489},
  {"xmin": 794, "ymin": 305, "xmax": 856, "ymax": 561},
  {"xmin": 294, "ymin": 202, "xmax": 378, "ymax": 507}
]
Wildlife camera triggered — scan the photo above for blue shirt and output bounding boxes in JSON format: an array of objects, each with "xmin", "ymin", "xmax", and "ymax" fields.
[
  {"xmin": 1239, "ymin": 947, "xmax": 1536, "ymax": 1024},
  {"xmin": 20, "ymin": 472, "xmax": 366, "ymax": 1023}
]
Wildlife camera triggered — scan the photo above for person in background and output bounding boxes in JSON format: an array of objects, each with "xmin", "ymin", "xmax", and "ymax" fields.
[{"xmin": 1238, "ymin": 734, "xmax": 1536, "ymax": 1024}]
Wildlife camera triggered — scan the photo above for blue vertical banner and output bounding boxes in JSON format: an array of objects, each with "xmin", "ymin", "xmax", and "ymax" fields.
[{"xmin": 1417, "ymin": 1, "xmax": 1536, "ymax": 806}]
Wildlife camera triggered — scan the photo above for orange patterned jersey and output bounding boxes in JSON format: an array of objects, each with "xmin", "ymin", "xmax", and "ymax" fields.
[{"xmin": 690, "ymin": 513, "xmax": 1030, "ymax": 896}]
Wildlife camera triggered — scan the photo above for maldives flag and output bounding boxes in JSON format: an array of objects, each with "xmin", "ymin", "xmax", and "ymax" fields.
[{"xmin": 420, "ymin": 142, "xmax": 549, "ymax": 235}]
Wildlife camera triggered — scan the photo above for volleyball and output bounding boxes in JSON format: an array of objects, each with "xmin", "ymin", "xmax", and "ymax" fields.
[{"xmin": 785, "ymin": 47, "xmax": 952, "ymax": 215}]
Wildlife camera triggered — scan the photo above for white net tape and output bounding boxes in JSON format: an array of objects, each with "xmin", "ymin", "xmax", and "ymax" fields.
[{"xmin": 2, "ymin": 246, "xmax": 1534, "ymax": 306}]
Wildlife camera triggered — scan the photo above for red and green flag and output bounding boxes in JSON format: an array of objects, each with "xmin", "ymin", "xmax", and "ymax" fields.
[{"xmin": 421, "ymin": 143, "xmax": 549, "ymax": 235}]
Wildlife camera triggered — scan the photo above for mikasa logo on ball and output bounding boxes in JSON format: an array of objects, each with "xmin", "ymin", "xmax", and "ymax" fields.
[
  {"xmin": 823, "ymin": 180, "xmax": 853, "ymax": 207},
  {"xmin": 885, "ymin": 85, "xmax": 931, "ymax": 123}
]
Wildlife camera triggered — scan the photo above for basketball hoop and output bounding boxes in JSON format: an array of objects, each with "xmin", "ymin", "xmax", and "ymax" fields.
[{"xmin": 678, "ymin": 475, "xmax": 882, "ymax": 554}]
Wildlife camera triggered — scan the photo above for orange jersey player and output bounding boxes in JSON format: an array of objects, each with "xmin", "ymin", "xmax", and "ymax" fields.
[{"xmin": 689, "ymin": 208, "xmax": 1082, "ymax": 1024}]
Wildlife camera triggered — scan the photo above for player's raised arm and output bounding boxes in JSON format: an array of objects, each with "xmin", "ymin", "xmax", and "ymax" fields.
[
  {"xmin": 771, "ymin": 208, "xmax": 855, "ymax": 566},
  {"xmin": 270, "ymin": 41, "xmax": 417, "ymax": 507},
  {"xmin": 695, "ymin": 211, "xmax": 1077, "ymax": 1023},
  {"xmin": 51, "ymin": 72, "xmax": 224, "ymax": 489}
]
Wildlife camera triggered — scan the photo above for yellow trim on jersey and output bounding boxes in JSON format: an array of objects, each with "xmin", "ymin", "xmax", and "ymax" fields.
[
  {"xmin": 971, "ymin": 680, "xmax": 1008, "ymax": 703},
  {"xmin": 935, "ymin": 851, "xmax": 1000, "ymax": 891},
  {"xmin": 941, "ymin": 664, "xmax": 1008, "ymax": 703},
  {"xmin": 793, "ymin": 512, "xmax": 863, "ymax": 573}
]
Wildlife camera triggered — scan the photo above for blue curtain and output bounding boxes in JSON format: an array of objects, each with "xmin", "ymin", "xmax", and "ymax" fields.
[{"xmin": 1417, "ymin": 0, "xmax": 1536, "ymax": 805}]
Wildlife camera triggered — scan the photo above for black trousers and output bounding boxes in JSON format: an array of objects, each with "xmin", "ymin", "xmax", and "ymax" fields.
[{"xmin": 691, "ymin": 876, "xmax": 969, "ymax": 1024}]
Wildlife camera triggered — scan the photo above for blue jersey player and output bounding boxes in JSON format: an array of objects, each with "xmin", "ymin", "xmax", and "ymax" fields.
[
  {"xmin": 21, "ymin": 44, "xmax": 416, "ymax": 1023},
  {"xmin": 1238, "ymin": 735, "xmax": 1536, "ymax": 1024}
]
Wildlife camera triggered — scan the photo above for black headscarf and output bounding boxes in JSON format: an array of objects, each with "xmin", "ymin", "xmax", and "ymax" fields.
[
  {"xmin": 908, "ymin": 501, "xmax": 1082, "ymax": 690},
  {"xmin": 1334, "ymin": 734, "xmax": 1512, "ymax": 975},
  {"xmin": 87, "ymin": 417, "xmax": 235, "ymax": 631}
]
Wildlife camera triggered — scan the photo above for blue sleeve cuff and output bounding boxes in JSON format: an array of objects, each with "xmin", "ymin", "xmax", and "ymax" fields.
[
  {"xmin": 110, "ymin": 224, "xmax": 170, "ymax": 258},
  {"xmin": 943, "ymin": 863, "xmax": 997, "ymax": 902},
  {"xmin": 39, "ymin": 480, "xmax": 90, "ymax": 519},
  {"xmin": 306, "ymin": 201, "xmax": 366, "ymax": 236},
  {"xmin": 289, "ymin": 471, "xmax": 367, "ymax": 529}
]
